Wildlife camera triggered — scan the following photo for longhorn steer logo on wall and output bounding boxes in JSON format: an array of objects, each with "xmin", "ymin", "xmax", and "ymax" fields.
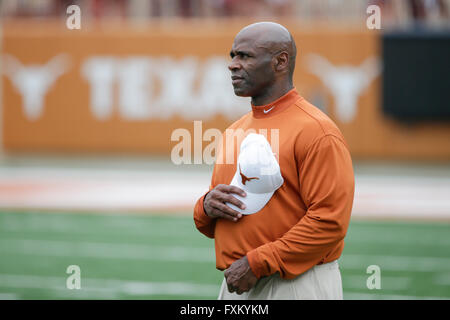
[
  {"xmin": 2, "ymin": 54, "xmax": 71, "ymax": 121},
  {"xmin": 305, "ymin": 54, "xmax": 381, "ymax": 123}
]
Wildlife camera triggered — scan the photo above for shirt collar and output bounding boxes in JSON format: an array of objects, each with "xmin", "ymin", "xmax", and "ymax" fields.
[{"xmin": 251, "ymin": 88, "xmax": 302, "ymax": 119}]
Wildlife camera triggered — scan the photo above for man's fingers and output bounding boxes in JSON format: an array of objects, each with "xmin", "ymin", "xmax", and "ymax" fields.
[
  {"xmin": 227, "ymin": 185, "xmax": 247, "ymax": 197},
  {"xmin": 209, "ymin": 207, "xmax": 237, "ymax": 222},
  {"xmin": 217, "ymin": 193, "xmax": 246, "ymax": 211},
  {"xmin": 227, "ymin": 283, "xmax": 247, "ymax": 295},
  {"xmin": 216, "ymin": 184, "xmax": 246, "ymax": 197},
  {"xmin": 207, "ymin": 185, "xmax": 247, "ymax": 220},
  {"xmin": 226, "ymin": 279, "xmax": 235, "ymax": 293},
  {"xmin": 208, "ymin": 188, "xmax": 245, "ymax": 211},
  {"xmin": 210, "ymin": 202, "xmax": 242, "ymax": 221},
  {"xmin": 212, "ymin": 200, "xmax": 242, "ymax": 217}
]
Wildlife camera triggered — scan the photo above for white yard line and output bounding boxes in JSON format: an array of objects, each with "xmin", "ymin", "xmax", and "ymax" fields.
[
  {"xmin": 2, "ymin": 238, "xmax": 450, "ymax": 273},
  {"xmin": 2, "ymin": 221, "xmax": 449, "ymax": 247},
  {"xmin": 340, "ymin": 254, "xmax": 450, "ymax": 272},
  {"xmin": 0, "ymin": 239, "xmax": 215, "ymax": 263},
  {"xmin": 0, "ymin": 293, "xmax": 19, "ymax": 300},
  {"xmin": 343, "ymin": 291, "xmax": 449, "ymax": 300},
  {"xmin": 0, "ymin": 218, "xmax": 197, "ymax": 238},
  {"xmin": 0, "ymin": 226, "xmax": 196, "ymax": 238},
  {"xmin": 432, "ymin": 273, "xmax": 450, "ymax": 286},
  {"xmin": 0, "ymin": 274, "xmax": 220, "ymax": 298},
  {"xmin": 343, "ymin": 275, "xmax": 412, "ymax": 291},
  {"xmin": 0, "ymin": 273, "xmax": 447, "ymax": 300},
  {"xmin": 346, "ymin": 235, "xmax": 450, "ymax": 247}
]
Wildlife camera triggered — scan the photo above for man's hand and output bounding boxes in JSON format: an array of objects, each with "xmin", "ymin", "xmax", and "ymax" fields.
[
  {"xmin": 224, "ymin": 256, "xmax": 258, "ymax": 294},
  {"xmin": 204, "ymin": 184, "xmax": 246, "ymax": 222}
]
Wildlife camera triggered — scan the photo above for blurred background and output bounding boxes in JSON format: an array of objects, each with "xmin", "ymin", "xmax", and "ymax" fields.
[{"xmin": 0, "ymin": 0, "xmax": 449, "ymax": 300}]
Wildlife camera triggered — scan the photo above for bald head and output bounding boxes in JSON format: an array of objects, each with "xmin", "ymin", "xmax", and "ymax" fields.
[
  {"xmin": 235, "ymin": 22, "xmax": 297, "ymax": 79},
  {"xmin": 228, "ymin": 22, "xmax": 297, "ymax": 103}
]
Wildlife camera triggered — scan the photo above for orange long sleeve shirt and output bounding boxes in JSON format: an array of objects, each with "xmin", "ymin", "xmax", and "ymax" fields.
[{"xmin": 193, "ymin": 88, "xmax": 355, "ymax": 280}]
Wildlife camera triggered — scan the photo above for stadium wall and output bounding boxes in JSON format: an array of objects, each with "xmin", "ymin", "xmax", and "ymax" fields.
[{"xmin": 1, "ymin": 20, "xmax": 449, "ymax": 160}]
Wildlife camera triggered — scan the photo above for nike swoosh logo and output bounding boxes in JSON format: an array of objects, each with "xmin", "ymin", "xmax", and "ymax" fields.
[{"xmin": 263, "ymin": 106, "xmax": 275, "ymax": 114}]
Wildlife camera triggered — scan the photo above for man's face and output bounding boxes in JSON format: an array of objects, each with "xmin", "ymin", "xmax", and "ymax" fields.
[{"xmin": 228, "ymin": 35, "xmax": 276, "ymax": 98}]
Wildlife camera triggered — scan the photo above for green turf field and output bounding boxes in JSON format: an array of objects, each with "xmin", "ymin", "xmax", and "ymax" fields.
[{"xmin": 0, "ymin": 210, "xmax": 449, "ymax": 300}]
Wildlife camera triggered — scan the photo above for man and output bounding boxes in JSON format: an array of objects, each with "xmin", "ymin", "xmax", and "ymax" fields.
[{"xmin": 193, "ymin": 22, "xmax": 354, "ymax": 299}]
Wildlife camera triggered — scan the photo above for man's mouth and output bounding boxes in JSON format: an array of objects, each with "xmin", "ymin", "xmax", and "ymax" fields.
[{"xmin": 231, "ymin": 75, "xmax": 244, "ymax": 85}]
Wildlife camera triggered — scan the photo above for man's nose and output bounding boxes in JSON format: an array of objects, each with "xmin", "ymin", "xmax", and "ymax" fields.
[{"xmin": 228, "ymin": 58, "xmax": 241, "ymax": 71}]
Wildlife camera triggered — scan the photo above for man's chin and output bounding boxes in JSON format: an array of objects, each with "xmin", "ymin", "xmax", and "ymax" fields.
[{"xmin": 232, "ymin": 87, "xmax": 251, "ymax": 97}]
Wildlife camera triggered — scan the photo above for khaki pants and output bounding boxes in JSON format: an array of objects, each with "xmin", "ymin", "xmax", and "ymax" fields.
[{"xmin": 218, "ymin": 260, "xmax": 343, "ymax": 300}]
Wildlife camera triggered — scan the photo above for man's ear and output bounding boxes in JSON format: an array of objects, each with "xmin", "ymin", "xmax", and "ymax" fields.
[{"xmin": 274, "ymin": 51, "xmax": 289, "ymax": 72}]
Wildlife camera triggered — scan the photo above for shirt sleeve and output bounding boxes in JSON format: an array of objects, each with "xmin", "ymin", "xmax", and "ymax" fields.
[
  {"xmin": 246, "ymin": 134, "xmax": 355, "ymax": 279},
  {"xmin": 193, "ymin": 163, "xmax": 219, "ymax": 239},
  {"xmin": 193, "ymin": 191, "xmax": 216, "ymax": 239}
]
